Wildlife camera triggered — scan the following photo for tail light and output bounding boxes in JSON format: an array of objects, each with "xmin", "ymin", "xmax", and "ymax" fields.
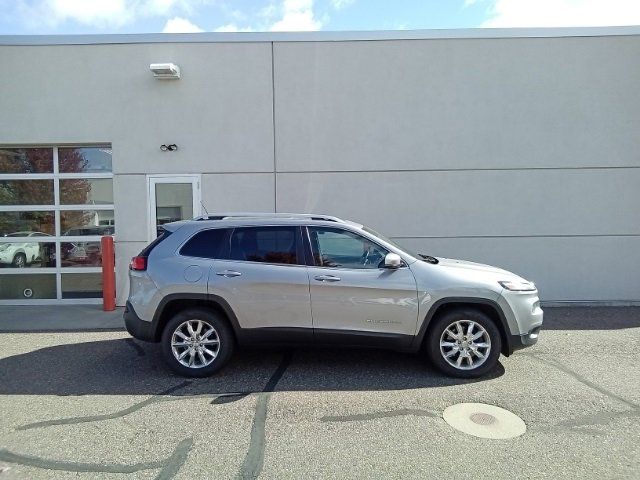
[{"xmin": 129, "ymin": 256, "xmax": 147, "ymax": 271}]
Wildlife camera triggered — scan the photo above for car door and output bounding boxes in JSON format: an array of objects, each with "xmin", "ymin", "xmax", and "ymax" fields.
[
  {"xmin": 208, "ymin": 225, "xmax": 313, "ymax": 343},
  {"xmin": 305, "ymin": 226, "xmax": 419, "ymax": 348}
]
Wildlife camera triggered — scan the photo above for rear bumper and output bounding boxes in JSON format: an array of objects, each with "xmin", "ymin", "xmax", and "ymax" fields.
[{"xmin": 124, "ymin": 301, "xmax": 158, "ymax": 342}]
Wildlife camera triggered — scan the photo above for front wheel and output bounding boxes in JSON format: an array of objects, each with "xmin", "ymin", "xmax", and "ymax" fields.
[
  {"xmin": 12, "ymin": 253, "xmax": 26, "ymax": 268},
  {"xmin": 160, "ymin": 309, "xmax": 234, "ymax": 377},
  {"xmin": 426, "ymin": 309, "xmax": 502, "ymax": 378}
]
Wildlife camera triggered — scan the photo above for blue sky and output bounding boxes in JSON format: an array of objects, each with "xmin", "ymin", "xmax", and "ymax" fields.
[{"xmin": 0, "ymin": 0, "xmax": 639, "ymax": 35}]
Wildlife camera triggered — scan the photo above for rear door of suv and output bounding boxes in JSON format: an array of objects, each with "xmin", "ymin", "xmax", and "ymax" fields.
[{"xmin": 207, "ymin": 225, "xmax": 313, "ymax": 343}]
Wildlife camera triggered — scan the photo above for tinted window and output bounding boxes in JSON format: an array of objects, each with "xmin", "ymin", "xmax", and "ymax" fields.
[
  {"xmin": 139, "ymin": 229, "xmax": 172, "ymax": 257},
  {"xmin": 309, "ymin": 227, "xmax": 388, "ymax": 269},
  {"xmin": 230, "ymin": 226, "xmax": 299, "ymax": 265},
  {"xmin": 180, "ymin": 229, "xmax": 229, "ymax": 259}
]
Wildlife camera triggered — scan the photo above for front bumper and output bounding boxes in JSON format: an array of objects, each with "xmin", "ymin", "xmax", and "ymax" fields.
[
  {"xmin": 510, "ymin": 325, "xmax": 542, "ymax": 352},
  {"xmin": 124, "ymin": 301, "xmax": 158, "ymax": 342}
]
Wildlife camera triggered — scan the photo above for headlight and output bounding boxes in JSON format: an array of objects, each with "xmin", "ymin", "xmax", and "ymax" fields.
[
  {"xmin": 0, "ymin": 244, "xmax": 8, "ymax": 252},
  {"xmin": 499, "ymin": 280, "xmax": 536, "ymax": 291}
]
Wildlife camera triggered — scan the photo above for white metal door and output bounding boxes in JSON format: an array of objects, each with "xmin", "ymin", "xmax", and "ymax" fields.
[{"xmin": 147, "ymin": 175, "xmax": 201, "ymax": 241}]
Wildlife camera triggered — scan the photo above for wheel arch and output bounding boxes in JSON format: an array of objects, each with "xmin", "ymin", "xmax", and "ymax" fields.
[
  {"xmin": 414, "ymin": 297, "xmax": 513, "ymax": 356},
  {"xmin": 152, "ymin": 293, "xmax": 241, "ymax": 342}
]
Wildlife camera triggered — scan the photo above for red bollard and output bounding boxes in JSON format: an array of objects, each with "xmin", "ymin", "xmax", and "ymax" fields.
[{"xmin": 101, "ymin": 236, "xmax": 116, "ymax": 311}]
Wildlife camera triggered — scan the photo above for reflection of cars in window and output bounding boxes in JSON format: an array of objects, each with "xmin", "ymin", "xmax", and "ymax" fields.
[
  {"xmin": 61, "ymin": 225, "xmax": 113, "ymax": 266},
  {"xmin": 0, "ymin": 231, "xmax": 54, "ymax": 268}
]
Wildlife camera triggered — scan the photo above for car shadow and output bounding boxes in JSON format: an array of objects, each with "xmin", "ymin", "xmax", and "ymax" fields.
[
  {"xmin": 0, "ymin": 338, "xmax": 504, "ymax": 396},
  {"xmin": 542, "ymin": 306, "xmax": 640, "ymax": 330}
]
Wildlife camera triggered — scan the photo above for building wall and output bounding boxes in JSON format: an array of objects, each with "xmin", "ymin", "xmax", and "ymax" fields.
[{"xmin": 1, "ymin": 31, "xmax": 639, "ymax": 304}]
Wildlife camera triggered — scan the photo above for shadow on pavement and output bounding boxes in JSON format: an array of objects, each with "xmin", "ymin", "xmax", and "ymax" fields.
[
  {"xmin": 0, "ymin": 338, "xmax": 503, "ymax": 396},
  {"xmin": 542, "ymin": 307, "xmax": 640, "ymax": 330}
]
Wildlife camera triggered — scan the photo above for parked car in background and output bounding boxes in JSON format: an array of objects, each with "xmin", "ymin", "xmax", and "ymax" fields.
[
  {"xmin": 124, "ymin": 213, "xmax": 543, "ymax": 379},
  {"xmin": 0, "ymin": 231, "xmax": 53, "ymax": 268}
]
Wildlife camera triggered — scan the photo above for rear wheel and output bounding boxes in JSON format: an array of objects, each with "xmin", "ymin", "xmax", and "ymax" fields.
[
  {"xmin": 161, "ymin": 308, "xmax": 234, "ymax": 377},
  {"xmin": 426, "ymin": 309, "xmax": 502, "ymax": 378}
]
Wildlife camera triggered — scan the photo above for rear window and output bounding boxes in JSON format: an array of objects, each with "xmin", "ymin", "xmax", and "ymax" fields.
[
  {"xmin": 180, "ymin": 228, "xmax": 229, "ymax": 259},
  {"xmin": 229, "ymin": 226, "xmax": 300, "ymax": 265},
  {"xmin": 139, "ymin": 229, "xmax": 172, "ymax": 257}
]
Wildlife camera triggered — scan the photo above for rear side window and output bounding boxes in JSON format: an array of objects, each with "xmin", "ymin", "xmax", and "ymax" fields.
[
  {"xmin": 139, "ymin": 229, "xmax": 172, "ymax": 257},
  {"xmin": 229, "ymin": 226, "xmax": 300, "ymax": 265},
  {"xmin": 180, "ymin": 228, "xmax": 229, "ymax": 259}
]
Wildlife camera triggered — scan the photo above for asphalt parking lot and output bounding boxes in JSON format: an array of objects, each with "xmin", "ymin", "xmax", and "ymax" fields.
[{"xmin": 0, "ymin": 307, "xmax": 639, "ymax": 479}]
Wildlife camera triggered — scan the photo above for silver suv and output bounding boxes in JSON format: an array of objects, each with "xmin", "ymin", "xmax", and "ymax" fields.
[{"xmin": 124, "ymin": 213, "xmax": 542, "ymax": 378}]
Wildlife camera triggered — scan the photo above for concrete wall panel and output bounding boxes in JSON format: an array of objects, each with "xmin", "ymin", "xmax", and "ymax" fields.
[
  {"xmin": 1, "ymin": 42, "xmax": 274, "ymax": 174},
  {"xmin": 274, "ymin": 36, "xmax": 640, "ymax": 172},
  {"xmin": 395, "ymin": 235, "xmax": 640, "ymax": 302},
  {"xmin": 201, "ymin": 173, "xmax": 275, "ymax": 214},
  {"xmin": 275, "ymin": 169, "xmax": 640, "ymax": 237}
]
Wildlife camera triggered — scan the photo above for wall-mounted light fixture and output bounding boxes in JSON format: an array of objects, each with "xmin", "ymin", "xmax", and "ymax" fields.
[
  {"xmin": 150, "ymin": 63, "xmax": 181, "ymax": 79},
  {"xmin": 160, "ymin": 144, "xmax": 178, "ymax": 151}
]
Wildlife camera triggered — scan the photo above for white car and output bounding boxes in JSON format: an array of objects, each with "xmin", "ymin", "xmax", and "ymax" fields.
[{"xmin": 0, "ymin": 231, "xmax": 52, "ymax": 268}]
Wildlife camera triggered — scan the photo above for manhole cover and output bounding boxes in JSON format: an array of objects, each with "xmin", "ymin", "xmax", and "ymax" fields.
[{"xmin": 443, "ymin": 403, "xmax": 526, "ymax": 439}]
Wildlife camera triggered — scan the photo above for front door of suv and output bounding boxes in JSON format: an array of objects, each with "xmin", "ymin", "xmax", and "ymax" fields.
[
  {"xmin": 306, "ymin": 226, "xmax": 419, "ymax": 348},
  {"xmin": 208, "ymin": 225, "xmax": 313, "ymax": 342}
]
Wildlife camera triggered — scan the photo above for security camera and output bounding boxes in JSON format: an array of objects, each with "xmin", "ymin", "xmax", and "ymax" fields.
[{"xmin": 150, "ymin": 63, "xmax": 180, "ymax": 79}]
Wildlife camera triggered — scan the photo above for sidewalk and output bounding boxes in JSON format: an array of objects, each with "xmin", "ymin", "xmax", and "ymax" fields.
[{"xmin": 0, "ymin": 305, "xmax": 124, "ymax": 332}]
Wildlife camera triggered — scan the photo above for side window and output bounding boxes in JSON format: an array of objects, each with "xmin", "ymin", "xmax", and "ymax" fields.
[
  {"xmin": 308, "ymin": 227, "xmax": 388, "ymax": 269},
  {"xmin": 229, "ymin": 226, "xmax": 300, "ymax": 265},
  {"xmin": 180, "ymin": 228, "xmax": 229, "ymax": 259}
]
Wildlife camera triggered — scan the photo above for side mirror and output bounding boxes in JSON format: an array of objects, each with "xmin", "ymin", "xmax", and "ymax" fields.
[{"xmin": 384, "ymin": 252, "xmax": 402, "ymax": 269}]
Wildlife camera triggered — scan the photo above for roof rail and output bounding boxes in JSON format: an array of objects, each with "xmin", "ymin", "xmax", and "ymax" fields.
[{"xmin": 193, "ymin": 212, "xmax": 345, "ymax": 223}]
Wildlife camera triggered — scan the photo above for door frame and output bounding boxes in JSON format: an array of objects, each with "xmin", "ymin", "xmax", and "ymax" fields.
[{"xmin": 147, "ymin": 174, "xmax": 201, "ymax": 241}]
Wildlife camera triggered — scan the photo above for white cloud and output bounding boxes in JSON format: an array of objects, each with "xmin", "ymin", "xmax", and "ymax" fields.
[
  {"xmin": 214, "ymin": 23, "xmax": 255, "ymax": 32},
  {"xmin": 269, "ymin": 0, "xmax": 322, "ymax": 31},
  {"xmin": 330, "ymin": 0, "xmax": 354, "ymax": 9},
  {"xmin": 162, "ymin": 16, "xmax": 203, "ymax": 32},
  {"xmin": 41, "ymin": 0, "xmax": 132, "ymax": 26},
  {"xmin": 14, "ymin": 0, "xmax": 202, "ymax": 28},
  {"xmin": 482, "ymin": 0, "xmax": 640, "ymax": 27}
]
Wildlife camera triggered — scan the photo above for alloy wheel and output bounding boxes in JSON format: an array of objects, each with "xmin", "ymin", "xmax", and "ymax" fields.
[
  {"xmin": 439, "ymin": 320, "xmax": 491, "ymax": 370},
  {"xmin": 171, "ymin": 319, "xmax": 220, "ymax": 369}
]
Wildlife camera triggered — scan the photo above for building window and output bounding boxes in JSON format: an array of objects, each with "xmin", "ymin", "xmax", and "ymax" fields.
[{"xmin": 0, "ymin": 146, "xmax": 113, "ymax": 303}]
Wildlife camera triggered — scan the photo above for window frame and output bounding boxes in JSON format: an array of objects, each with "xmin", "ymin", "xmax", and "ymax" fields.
[
  {"xmin": 178, "ymin": 228, "xmax": 231, "ymax": 260},
  {"xmin": 303, "ymin": 225, "xmax": 397, "ymax": 271},
  {"xmin": 0, "ymin": 145, "xmax": 113, "ymax": 304},
  {"xmin": 224, "ymin": 225, "xmax": 306, "ymax": 267}
]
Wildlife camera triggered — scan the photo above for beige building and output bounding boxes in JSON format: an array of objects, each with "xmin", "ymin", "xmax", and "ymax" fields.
[{"xmin": 1, "ymin": 27, "xmax": 639, "ymax": 306}]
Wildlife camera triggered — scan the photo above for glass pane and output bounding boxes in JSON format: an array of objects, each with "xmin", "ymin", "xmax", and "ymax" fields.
[
  {"xmin": 0, "ymin": 211, "xmax": 55, "ymax": 236},
  {"xmin": 230, "ymin": 227, "xmax": 299, "ymax": 265},
  {"xmin": 0, "ymin": 273, "xmax": 56, "ymax": 299},
  {"xmin": 60, "ymin": 210, "xmax": 114, "ymax": 236},
  {"xmin": 61, "ymin": 241, "xmax": 102, "ymax": 267},
  {"xmin": 58, "ymin": 147, "xmax": 112, "ymax": 173},
  {"xmin": 59, "ymin": 178, "xmax": 113, "ymax": 205},
  {"xmin": 0, "ymin": 241, "xmax": 55, "ymax": 268},
  {"xmin": 180, "ymin": 229, "xmax": 229, "ymax": 259},
  {"xmin": 309, "ymin": 227, "xmax": 388, "ymax": 269},
  {"xmin": 61, "ymin": 273, "xmax": 102, "ymax": 298},
  {"xmin": 0, "ymin": 180, "xmax": 54, "ymax": 205},
  {"xmin": 155, "ymin": 183, "xmax": 193, "ymax": 231},
  {"xmin": 0, "ymin": 148, "xmax": 53, "ymax": 174}
]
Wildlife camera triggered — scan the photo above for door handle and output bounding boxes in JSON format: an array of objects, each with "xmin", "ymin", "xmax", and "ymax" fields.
[
  {"xmin": 216, "ymin": 270, "xmax": 242, "ymax": 278},
  {"xmin": 314, "ymin": 274, "xmax": 341, "ymax": 282}
]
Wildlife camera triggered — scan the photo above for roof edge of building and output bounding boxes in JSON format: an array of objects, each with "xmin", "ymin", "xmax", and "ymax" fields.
[{"xmin": 1, "ymin": 26, "xmax": 640, "ymax": 46}]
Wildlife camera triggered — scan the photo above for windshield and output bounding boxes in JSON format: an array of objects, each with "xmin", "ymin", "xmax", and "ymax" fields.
[{"xmin": 362, "ymin": 226, "xmax": 421, "ymax": 259}]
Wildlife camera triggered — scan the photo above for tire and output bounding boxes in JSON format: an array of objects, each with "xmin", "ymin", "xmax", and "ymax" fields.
[
  {"xmin": 160, "ymin": 308, "xmax": 235, "ymax": 377},
  {"xmin": 426, "ymin": 308, "xmax": 502, "ymax": 379},
  {"xmin": 12, "ymin": 253, "xmax": 26, "ymax": 268}
]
